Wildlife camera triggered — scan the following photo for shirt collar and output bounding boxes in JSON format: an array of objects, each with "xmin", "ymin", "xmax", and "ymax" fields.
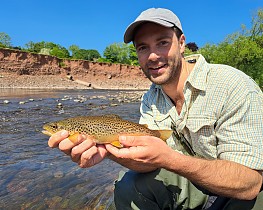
[
  {"xmin": 153, "ymin": 54, "xmax": 209, "ymax": 91},
  {"xmin": 185, "ymin": 54, "xmax": 209, "ymax": 91}
]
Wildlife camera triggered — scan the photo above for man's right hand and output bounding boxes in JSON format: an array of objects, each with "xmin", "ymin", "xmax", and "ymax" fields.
[{"xmin": 48, "ymin": 130, "xmax": 108, "ymax": 168}]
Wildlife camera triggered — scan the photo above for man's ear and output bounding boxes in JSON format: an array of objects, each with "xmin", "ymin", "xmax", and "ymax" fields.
[{"xmin": 179, "ymin": 34, "xmax": 186, "ymax": 53}]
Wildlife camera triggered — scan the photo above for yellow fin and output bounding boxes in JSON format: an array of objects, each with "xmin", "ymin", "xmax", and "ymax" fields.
[
  {"xmin": 68, "ymin": 132, "xmax": 80, "ymax": 144},
  {"xmin": 158, "ymin": 130, "xmax": 173, "ymax": 141},
  {"xmin": 110, "ymin": 141, "xmax": 123, "ymax": 148}
]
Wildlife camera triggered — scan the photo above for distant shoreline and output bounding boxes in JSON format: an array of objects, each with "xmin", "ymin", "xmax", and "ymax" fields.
[{"xmin": 0, "ymin": 72, "xmax": 151, "ymax": 90}]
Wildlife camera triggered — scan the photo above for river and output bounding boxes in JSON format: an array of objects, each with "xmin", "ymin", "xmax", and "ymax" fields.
[{"xmin": 0, "ymin": 88, "xmax": 145, "ymax": 210}]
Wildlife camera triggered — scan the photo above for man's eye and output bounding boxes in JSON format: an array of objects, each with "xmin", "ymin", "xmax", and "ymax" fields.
[
  {"xmin": 159, "ymin": 41, "xmax": 169, "ymax": 46},
  {"xmin": 137, "ymin": 46, "xmax": 146, "ymax": 52}
]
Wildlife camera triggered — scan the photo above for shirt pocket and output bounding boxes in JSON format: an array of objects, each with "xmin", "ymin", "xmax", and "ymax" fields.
[
  {"xmin": 186, "ymin": 117, "xmax": 217, "ymax": 158},
  {"xmin": 151, "ymin": 107, "xmax": 171, "ymax": 129}
]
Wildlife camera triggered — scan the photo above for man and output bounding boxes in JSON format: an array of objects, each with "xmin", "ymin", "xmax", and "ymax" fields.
[{"xmin": 48, "ymin": 8, "xmax": 263, "ymax": 209}]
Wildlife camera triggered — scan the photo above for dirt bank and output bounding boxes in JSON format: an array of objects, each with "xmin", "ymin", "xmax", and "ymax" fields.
[{"xmin": 0, "ymin": 48, "xmax": 151, "ymax": 90}]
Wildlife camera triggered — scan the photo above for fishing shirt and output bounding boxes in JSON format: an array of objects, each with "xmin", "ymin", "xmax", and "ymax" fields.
[{"xmin": 139, "ymin": 54, "xmax": 263, "ymax": 170}]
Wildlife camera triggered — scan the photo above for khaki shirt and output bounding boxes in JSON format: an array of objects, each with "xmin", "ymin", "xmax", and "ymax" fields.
[{"xmin": 139, "ymin": 54, "xmax": 263, "ymax": 170}]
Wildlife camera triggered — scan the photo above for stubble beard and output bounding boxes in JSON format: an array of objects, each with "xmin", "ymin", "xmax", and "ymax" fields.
[{"xmin": 142, "ymin": 57, "xmax": 182, "ymax": 86}]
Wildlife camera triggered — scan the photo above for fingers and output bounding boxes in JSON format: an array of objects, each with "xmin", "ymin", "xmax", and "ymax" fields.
[
  {"xmin": 119, "ymin": 135, "xmax": 154, "ymax": 147},
  {"xmin": 106, "ymin": 135, "xmax": 166, "ymax": 159},
  {"xmin": 71, "ymin": 138, "xmax": 96, "ymax": 162},
  {"xmin": 105, "ymin": 143, "xmax": 133, "ymax": 159},
  {"xmin": 105, "ymin": 143, "xmax": 121, "ymax": 157},
  {"xmin": 78, "ymin": 144, "xmax": 108, "ymax": 168},
  {"xmin": 48, "ymin": 130, "xmax": 69, "ymax": 148},
  {"xmin": 105, "ymin": 135, "xmax": 143, "ymax": 159},
  {"xmin": 119, "ymin": 135, "xmax": 135, "ymax": 147},
  {"xmin": 48, "ymin": 131, "xmax": 108, "ymax": 168},
  {"xmin": 78, "ymin": 145, "xmax": 98, "ymax": 167},
  {"xmin": 63, "ymin": 136, "xmax": 108, "ymax": 168}
]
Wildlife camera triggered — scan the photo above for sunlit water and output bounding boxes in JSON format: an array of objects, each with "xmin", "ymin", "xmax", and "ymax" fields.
[{"xmin": 0, "ymin": 89, "xmax": 144, "ymax": 210}]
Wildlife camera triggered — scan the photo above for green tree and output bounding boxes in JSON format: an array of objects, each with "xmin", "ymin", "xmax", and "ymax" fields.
[
  {"xmin": 50, "ymin": 45, "xmax": 70, "ymax": 59},
  {"xmin": 248, "ymin": 8, "xmax": 263, "ymax": 40},
  {"xmin": 25, "ymin": 41, "xmax": 70, "ymax": 58},
  {"xmin": 128, "ymin": 44, "xmax": 139, "ymax": 65},
  {"xmin": 25, "ymin": 41, "xmax": 45, "ymax": 53},
  {"xmin": 70, "ymin": 47, "xmax": 101, "ymax": 61},
  {"xmin": 97, "ymin": 57, "xmax": 110, "ymax": 63},
  {"xmin": 0, "ymin": 32, "xmax": 11, "ymax": 47},
  {"xmin": 186, "ymin": 42, "xmax": 199, "ymax": 52},
  {"xmin": 103, "ymin": 43, "xmax": 130, "ymax": 64},
  {"xmin": 199, "ymin": 8, "xmax": 263, "ymax": 87},
  {"xmin": 69, "ymin": 45, "xmax": 80, "ymax": 57},
  {"xmin": 86, "ymin": 49, "xmax": 101, "ymax": 61}
]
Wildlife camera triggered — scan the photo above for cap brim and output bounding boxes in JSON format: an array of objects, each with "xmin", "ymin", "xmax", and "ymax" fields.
[{"xmin": 124, "ymin": 19, "xmax": 174, "ymax": 43}]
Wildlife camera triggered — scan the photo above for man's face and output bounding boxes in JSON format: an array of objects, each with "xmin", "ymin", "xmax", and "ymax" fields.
[{"xmin": 134, "ymin": 23, "xmax": 185, "ymax": 85}]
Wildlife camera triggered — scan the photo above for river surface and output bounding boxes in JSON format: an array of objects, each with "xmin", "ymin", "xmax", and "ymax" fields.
[{"xmin": 0, "ymin": 88, "xmax": 144, "ymax": 210}]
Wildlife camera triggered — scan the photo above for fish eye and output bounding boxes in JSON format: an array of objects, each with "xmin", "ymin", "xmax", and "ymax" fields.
[{"xmin": 51, "ymin": 124, "xmax": 58, "ymax": 129}]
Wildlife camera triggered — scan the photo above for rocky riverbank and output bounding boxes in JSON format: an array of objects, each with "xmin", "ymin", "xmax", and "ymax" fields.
[
  {"xmin": 0, "ymin": 48, "xmax": 152, "ymax": 90},
  {"xmin": 0, "ymin": 72, "xmax": 151, "ymax": 90}
]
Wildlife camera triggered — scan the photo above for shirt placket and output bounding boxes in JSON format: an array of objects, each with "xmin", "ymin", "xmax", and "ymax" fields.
[{"xmin": 175, "ymin": 85, "xmax": 192, "ymax": 133}]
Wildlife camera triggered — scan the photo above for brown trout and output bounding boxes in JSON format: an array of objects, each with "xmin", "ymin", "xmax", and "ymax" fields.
[{"xmin": 42, "ymin": 114, "xmax": 172, "ymax": 147}]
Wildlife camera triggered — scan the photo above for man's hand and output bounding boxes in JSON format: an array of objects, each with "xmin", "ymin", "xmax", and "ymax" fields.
[
  {"xmin": 48, "ymin": 130, "xmax": 108, "ymax": 168},
  {"xmin": 105, "ymin": 135, "xmax": 174, "ymax": 172}
]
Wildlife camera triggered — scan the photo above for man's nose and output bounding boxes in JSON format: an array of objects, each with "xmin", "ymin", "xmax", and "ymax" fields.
[{"xmin": 148, "ymin": 51, "xmax": 160, "ymax": 61}]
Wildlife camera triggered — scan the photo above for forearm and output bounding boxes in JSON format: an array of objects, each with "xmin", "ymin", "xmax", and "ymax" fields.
[{"xmin": 165, "ymin": 152, "xmax": 262, "ymax": 200}]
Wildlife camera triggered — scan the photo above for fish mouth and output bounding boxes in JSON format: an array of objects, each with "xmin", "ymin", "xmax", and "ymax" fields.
[{"xmin": 42, "ymin": 130, "xmax": 54, "ymax": 136}]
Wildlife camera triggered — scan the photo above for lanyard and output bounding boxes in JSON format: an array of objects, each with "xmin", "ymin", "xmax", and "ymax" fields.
[{"xmin": 171, "ymin": 121, "xmax": 196, "ymax": 156}]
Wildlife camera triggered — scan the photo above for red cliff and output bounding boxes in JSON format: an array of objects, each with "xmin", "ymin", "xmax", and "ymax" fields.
[{"xmin": 0, "ymin": 48, "xmax": 151, "ymax": 89}]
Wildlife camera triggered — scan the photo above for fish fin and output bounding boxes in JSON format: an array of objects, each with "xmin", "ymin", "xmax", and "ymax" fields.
[
  {"xmin": 158, "ymin": 130, "xmax": 173, "ymax": 141},
  {"xmin": 141, "ymin": 124, "xmax": 148, "ymax": 128},
  {"xmin": 68, "ymin": 132, "xmax": 80, "ymax": 144},
  {"xmin": 96, "ymin": 134, "xmax": 121, "ymax": 147},
  {"xmin": 111, "ymin": 141, "xmax": 123, "ymax": 148}
]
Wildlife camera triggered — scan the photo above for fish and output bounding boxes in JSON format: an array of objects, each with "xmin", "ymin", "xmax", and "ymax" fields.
[{"xmin": 42, "ymin": 114, "xmax": 173, "ymax": 147}]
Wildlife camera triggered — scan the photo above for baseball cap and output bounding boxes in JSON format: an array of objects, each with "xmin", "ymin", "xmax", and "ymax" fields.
[{"xmin": 124, "ymin": 8, "xmax": 183, "ymax": 43}]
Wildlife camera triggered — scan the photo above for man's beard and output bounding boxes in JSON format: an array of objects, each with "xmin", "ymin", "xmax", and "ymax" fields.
[{"xmin": 142, "ymin": 57, "xmax": 182, "ymax": 86}]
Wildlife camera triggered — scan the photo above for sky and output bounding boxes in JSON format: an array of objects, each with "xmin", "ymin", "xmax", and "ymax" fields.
[{"xmin": 1, "ymin": 0, "xmax": 262, "ymax": 55}]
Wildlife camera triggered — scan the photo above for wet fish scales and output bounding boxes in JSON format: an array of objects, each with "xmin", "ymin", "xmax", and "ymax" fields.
[{"xmin": 42, "ymin": 115, "xmax": 172, "ymax": 147}]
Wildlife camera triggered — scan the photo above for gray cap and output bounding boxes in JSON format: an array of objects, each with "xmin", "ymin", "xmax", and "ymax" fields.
[{"xmin": 124, "ymin": 8, "xmax": 183, "ymax": 43}]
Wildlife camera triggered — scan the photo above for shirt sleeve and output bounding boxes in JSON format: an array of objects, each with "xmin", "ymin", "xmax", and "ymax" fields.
[{"xmin": 216, "ymin": 90, "xmax": 263, "ymax": 170}]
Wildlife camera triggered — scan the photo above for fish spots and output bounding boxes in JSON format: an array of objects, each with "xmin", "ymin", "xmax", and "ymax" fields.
[{"xmin": 42, "ymin": 115, "xmax": 172, "ymax": 144}]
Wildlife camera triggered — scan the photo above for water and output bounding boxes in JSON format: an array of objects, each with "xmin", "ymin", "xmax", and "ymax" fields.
[{"xmin": 0, "ymin": 89, "xmax": 145, "ymax": 210}]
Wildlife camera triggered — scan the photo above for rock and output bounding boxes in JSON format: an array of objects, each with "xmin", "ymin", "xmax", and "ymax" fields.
[
  {"xmin": 66, "ymin": 75, "xmax": 74, "ymax": 81},
  {"xmin": 74, "ymin": 79, "xmax": 91, "ymax": 87},
  {"xmin": 57, "ymin": 103, "xmax": 63, "ymax": 108},
  {"xmin": 3, "ymin": 100, "xmax": 10, "ymax": 104},
  {"xmin": 53, "ymin": 171, "xmax": 64, "ymax": 178}
]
